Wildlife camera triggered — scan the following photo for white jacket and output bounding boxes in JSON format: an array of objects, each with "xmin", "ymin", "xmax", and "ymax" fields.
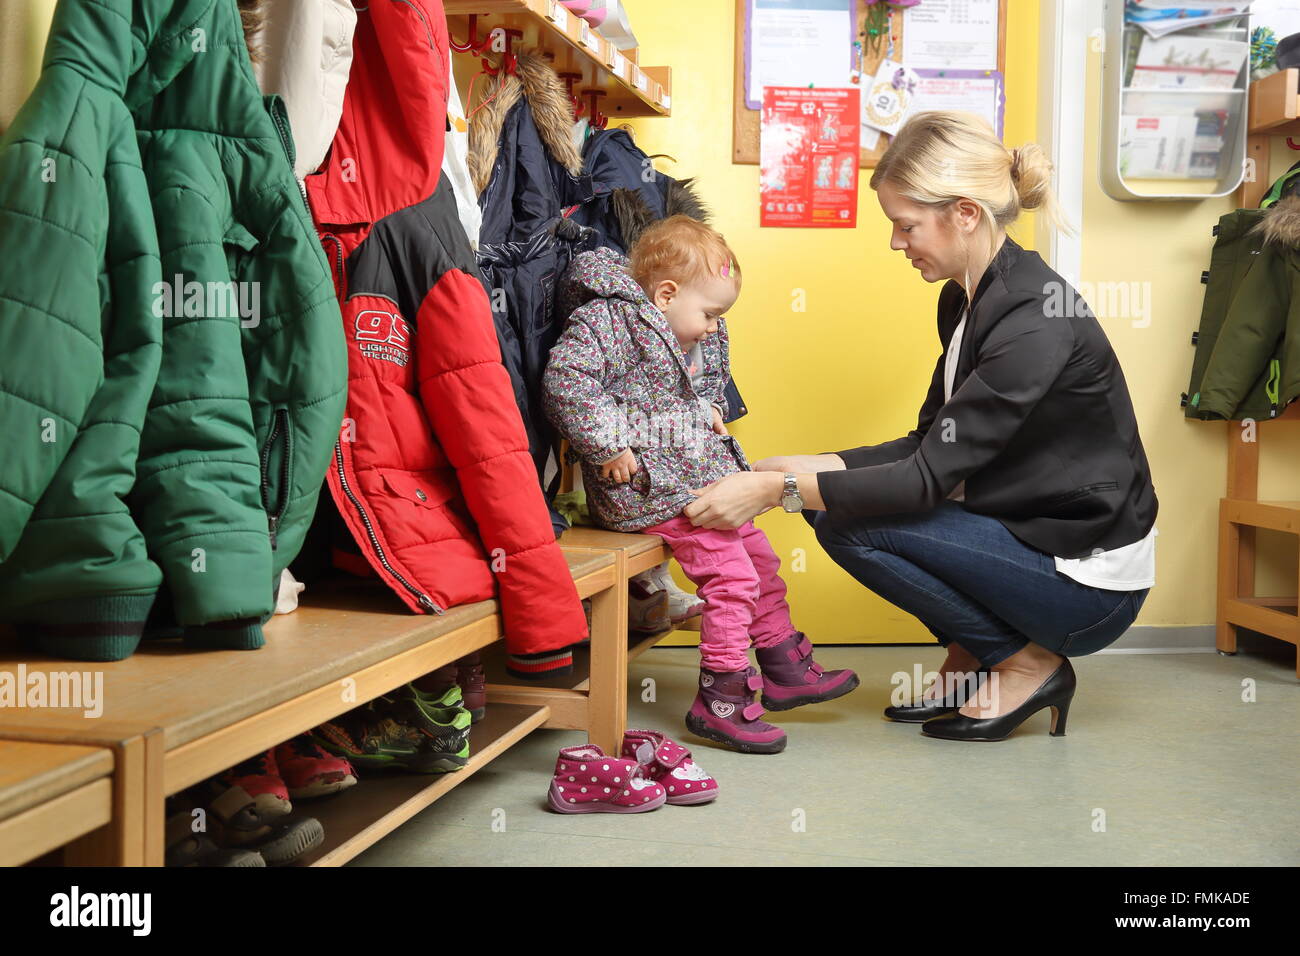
[{"xmin": 251, "ymin": 0, "xmax": 357, "ymax": 181}]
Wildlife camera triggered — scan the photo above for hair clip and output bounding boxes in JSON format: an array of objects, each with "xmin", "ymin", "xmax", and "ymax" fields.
[{"xmin": 720, "ymin": 260, "xmax": 733, "ymax": 278}]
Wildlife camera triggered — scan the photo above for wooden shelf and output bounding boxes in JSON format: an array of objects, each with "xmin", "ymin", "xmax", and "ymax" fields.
[
  {"xmin": 1216, "ymin": 404, "xmax": 1300, "ymax": 676},
  {"xmin": 0, "ymin": 547, "xmax": 629, "ymax": 863},
  {"xmin": 1221, "ymin": 499, "xmax": 1300, "ymax": 534},
  {"xmin": 0, "ymin": 741, "xmax": 114, "ymax": 866},
  {"xmin": 1240, "ymin": 69, "xmax": 1300, "ymax": 206},
  {"xmin": 445, "ymin": 0, "xmax": 670, "ymax": 118},
  {"xmin": 294, "ymin": 703, "xmax": 549, "ymax": 866},
  {"xmin": 1247, "ymin": 69, "xmax": 1300, "ymax": 136}
]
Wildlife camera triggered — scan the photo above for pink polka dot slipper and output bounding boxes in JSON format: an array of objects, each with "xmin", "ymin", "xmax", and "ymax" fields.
[
  {"xmin": 548, "ymin": 745, "xmax": 667, "ymax": 813},
  {"xmin": 621, "ymin": 729, "xmax": 719, "ymax": 805}
]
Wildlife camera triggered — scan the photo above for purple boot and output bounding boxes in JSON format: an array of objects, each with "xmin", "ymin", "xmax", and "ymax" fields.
[
  {"xmin": 685, "ymin": 666, "xmax": 787, "ymax": 755},
  {"xmin": 755, "ymin": 632, "xmax": 860, "ymax": 711}
]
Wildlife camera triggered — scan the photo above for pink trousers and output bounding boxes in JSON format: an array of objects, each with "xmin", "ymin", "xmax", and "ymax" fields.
[{"xmin": 642, "ymin": 515, "xmax": 797, "ymax": 673}]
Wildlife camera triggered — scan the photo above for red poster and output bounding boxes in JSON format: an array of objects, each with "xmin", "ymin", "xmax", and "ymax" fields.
[{"xmin": 760, "ymin": 86, "xmax": 860, "ymax": 229}]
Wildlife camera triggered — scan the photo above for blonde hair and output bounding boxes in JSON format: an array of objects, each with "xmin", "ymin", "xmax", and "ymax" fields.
[
  {"xmin": 870, "ymin": 111, "xmax": 1074, "ymax": 296},
  {"xmin": 628, "ymin": 215, "xmax": 741, "ymax": 292}
]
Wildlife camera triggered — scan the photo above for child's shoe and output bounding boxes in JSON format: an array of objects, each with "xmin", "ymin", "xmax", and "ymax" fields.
[
  {"xmin": 211, "ymin": 748, "xmax": 291, "ymax": 824},
  {"xmin": 456, "ymin": 652, "xmax": 487, "ymax": 723},
  {"xmin": 312, "ymin": 706, "xmax": 459, "ymax": 774},
  {"xmin": 273, "ymin": 735, "xmax": 357, "ymax": 799},
  {"xmin": 370, "ymin": 695, "xmax": 472, "ymax": 773},
  {"xmin": 628, "ymin": 576, "xmax": 672, "ymax": 637},
  {"xmin": 685, "ymin": 666, "xmax": 787, "ymax": 754},
  {"xmin": 621, "ymin": 729, "xmax": 718, "ymax": 805},
  {"xmin": 409, "ymin": 657, "xmax": 487, "ymax": 723},
  {"xmin": 755, "ymin": 631, "xmax": 860, "ymax": 711},
  {"xmin": 548, "ymin": 745, "xmax": 667, "ymax": 813},
  {"xmin": 644, "ymin": 561, "xmax": 705, "ymax": 624}
]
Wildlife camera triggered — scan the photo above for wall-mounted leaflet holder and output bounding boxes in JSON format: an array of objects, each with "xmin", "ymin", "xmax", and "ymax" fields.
[{"xmin": 1100, "ymin": 0, "xmax": 1250, "ymax": 201}]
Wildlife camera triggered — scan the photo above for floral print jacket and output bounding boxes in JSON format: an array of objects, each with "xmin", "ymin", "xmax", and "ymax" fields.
[{"xmin": 543, "ymin": 248, "xmax": 749, "ymax": 532}]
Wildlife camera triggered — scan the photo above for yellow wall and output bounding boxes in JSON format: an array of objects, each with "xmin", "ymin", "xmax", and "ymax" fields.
[
  {"xmin": 623, "ymin": 0, "xmax": 1298, "ymax": 643},
  {"xmin": 625, "ymin": 0, "xmax": 1042, "ymax": 644},
  {"xmin": 0, "ymin": 0, "xmax": 56, "ymax": 133}
]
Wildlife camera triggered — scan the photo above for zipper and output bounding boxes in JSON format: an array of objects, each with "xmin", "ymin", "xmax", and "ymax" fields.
[
  {"xmin": 322, "ymin": 233, "xmax": 347, "ymax": 300},
  {"xmin": 1266, "ymin": 358, "xmax": 1281, "ymax": 418},
  {"xmin": 260, "ymin": 409, "xmax": 293, "ymax": 551},
  {"xmin": 263, "ymin": 94, "xmax": 318, "ymax": 220},
  {"xmin": 333, "ymin": 439, "xmax": 443, "ymax": 614}
]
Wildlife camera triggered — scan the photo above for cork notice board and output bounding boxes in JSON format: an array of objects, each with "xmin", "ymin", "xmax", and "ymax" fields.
[{"xmin": 733, "ymin": 0, "xmax": 1008, "ymax": 166}]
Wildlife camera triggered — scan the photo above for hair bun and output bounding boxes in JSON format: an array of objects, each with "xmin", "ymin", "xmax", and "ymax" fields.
[{"xmin": 1010, "ymin": 142, "xmax": 1051, "ymax": 211}]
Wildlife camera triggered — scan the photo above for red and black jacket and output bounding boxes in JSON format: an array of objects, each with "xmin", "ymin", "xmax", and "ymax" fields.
[{"xmin": 305, "ymin": 0, "xmax": 587, "ymax": 676}]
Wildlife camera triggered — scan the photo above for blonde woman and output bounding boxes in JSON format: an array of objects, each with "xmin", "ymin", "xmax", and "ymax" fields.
[{"xmin": 684, "ymin": 112, "xmax": 1158, "ymax": 742}]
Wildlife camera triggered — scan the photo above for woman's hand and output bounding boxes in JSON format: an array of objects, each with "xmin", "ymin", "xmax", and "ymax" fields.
[
  {"xmin": 685, "ymin": 471, "xmax": 784, "ymax": 530},
  {"xmin": 600, "ymin": 449, "xmax": 638, "ymax": 483},
  {"xmin": 711, "ymin": 406, "xmax": 729, "ymax": 436},
  {"xmin": 752, "ymin": 453, "xmax": 847, "ymax": 473}
]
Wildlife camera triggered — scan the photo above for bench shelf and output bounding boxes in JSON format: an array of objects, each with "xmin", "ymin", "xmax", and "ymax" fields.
[{"xmin": 0, "ymin": 548, "xmax": 623, "ymax": 865}]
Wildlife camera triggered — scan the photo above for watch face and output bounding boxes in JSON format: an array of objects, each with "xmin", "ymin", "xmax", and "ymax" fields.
[{"xmin": 782, "ymin": 494, "xmax": 803, "ymax": 513}]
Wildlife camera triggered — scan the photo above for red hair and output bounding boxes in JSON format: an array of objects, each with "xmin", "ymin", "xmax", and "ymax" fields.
[{"xmin": 628, "ymin": 215, "xmax": 741, "ymax": 291}]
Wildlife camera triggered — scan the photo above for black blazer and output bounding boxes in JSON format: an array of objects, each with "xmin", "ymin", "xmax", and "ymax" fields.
[{"xmin": 816, "ymin": 235, "xmax": 1158, "ymax": 559}]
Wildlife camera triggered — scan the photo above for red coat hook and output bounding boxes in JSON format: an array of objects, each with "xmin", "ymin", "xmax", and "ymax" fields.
[
  {"xmin": 1288, "ymin": 137, "xmax": 1300, "ymax": 150},
  {"xmin": 559, "ymin": 72, "xmax": 584, "ymax": 115},
  {"xmin": 450, "ymin": 15, "xmax": 490, "ymax": 54},
  {"xmin": 583, "ymin": 89, "xmax": 608, "ymax": 129},
  {"xmin": 478, "ymin": 28, "xmax": 523, "ymax": 76}
]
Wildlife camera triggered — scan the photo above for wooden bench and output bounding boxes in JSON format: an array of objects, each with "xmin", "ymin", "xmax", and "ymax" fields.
[
  {"xmin": 0, "ymin": 740, "xmax": 116, "ymax": 866},
  {"xmin": 553, "ymin": 445, "xmax": 703, "ymax": 644},
  {"xmin": 0, "ymin": 548, "xmax": 620, "ymax": 866},
  {"xmin": 557, "ymin": 525, "xmax": 701, "ymax": 648}
]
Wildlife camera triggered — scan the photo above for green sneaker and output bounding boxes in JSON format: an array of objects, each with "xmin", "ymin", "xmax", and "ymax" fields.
[
  {"xmin": 311, "ymin": 705, "xmax": 458, "ymax": 774},
  {"xmin": 373, "ymin": 694, "xmax": 471, "ymax": 773},
  {"xmin": 394, "ymin": 681, "xmax": 463, "ymax": 710}
]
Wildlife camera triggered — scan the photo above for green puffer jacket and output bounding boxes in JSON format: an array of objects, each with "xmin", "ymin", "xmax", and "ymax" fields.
[
  {"xmin": 0, "ymin": 0, "xmax": 347, "ymax": 660},
  {"xmin": 1186, "ymin": 195, "xmax": 1300, "ymax": 421}
]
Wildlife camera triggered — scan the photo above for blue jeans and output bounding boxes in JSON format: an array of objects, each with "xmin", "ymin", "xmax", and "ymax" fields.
[{"xmin": 808, "ymin": 501, "xmax": 1149, "ymax": 669}]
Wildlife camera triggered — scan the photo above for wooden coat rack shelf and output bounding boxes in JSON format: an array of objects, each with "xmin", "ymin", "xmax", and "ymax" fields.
[
  {"xmin": 1239, "ymin": 68, "xmax": 1300, "ymax": 208},
  {"xmin": 445, "ymin": 0, "xmax": 671, "ymax": 120}
]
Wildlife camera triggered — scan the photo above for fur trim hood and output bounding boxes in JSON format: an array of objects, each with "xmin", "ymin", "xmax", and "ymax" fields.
[
  {"xmin": 611, "ymin": 176, "xmax": 711, "ymax": 248},
  {"xmin": 468, "ymin": 51, "xmax": 582, "ymax": 194},
  {"xmin": 1255, "ymin": 194, "xmax": 1300, "ymax": 248}
]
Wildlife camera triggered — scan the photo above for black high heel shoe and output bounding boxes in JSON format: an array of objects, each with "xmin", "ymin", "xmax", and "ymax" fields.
[
  {"xmin": 883, "ymin": 669, "xmax": 990, "ymax": 723},
  {"xmin": 919, "ymin": 659, "xmax": 1076, "ymax": 741}
]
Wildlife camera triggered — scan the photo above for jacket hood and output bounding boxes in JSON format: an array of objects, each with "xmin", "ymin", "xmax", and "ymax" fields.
[
  {"xmin": 42, "ymin": 0, "xmax": 226, "ymax": 111},
  {"xmin": 307, "ymin": 0, "xmax": 449, "ymax": 227},
  {"xmin": 611, "ymin": 176, "xmax": 710, "ymax": 248},
  {"xmin": 468, "ymin": 51, "xmax": 583, "ymax": 195},
  {"xmin": 567, "ymin": 247, "xmax": 650, "ymax": 304},
  {"xmin": 1253, "ymin": 194, "xmax": 1300, "ymax": 248},
  {"xmin": 250, "ymin": 0, "xmax": 356, "ymax": 180}
]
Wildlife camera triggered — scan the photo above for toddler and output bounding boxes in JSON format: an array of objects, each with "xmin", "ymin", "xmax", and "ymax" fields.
[{"xmin": 543, "ymin": 216, "xmax": 858, "ymax": 754}]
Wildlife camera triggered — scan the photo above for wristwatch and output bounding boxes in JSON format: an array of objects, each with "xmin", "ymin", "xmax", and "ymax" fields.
[{"xmin": 781, "ymin": 473, "xmax": 804, "ymax": 513}]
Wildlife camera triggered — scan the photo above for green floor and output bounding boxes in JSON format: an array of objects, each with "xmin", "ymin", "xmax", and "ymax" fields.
[{"xmin": 349, "ymin": 637, "xmax": 1299, "ymax": 867}]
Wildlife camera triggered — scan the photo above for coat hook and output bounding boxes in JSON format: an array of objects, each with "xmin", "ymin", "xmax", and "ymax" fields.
[
  {"xmin": 451, "ymin": 14, "xmax": 490, "ymax": 53},
  {"xmin": 583, "ymin": 89, "xmax": 608, "ymax": 129}
]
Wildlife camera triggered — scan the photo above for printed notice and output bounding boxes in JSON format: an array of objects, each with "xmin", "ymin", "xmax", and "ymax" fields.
[{"xmin": 761, "ymin": 86, "xmax": 860, "ymax": 228}]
